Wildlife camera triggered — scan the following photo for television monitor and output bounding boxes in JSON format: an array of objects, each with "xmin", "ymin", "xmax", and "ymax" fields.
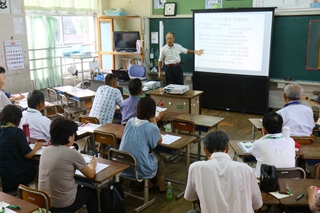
[{"xmin": 113, "ymin": 31, "xmax": 140, "ymax": 52}]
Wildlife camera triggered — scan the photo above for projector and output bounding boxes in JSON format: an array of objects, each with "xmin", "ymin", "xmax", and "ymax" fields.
[
  {"xmin": 143, "ymin": 81, "xmax": 161, "ymax": 90},
  {"xmin": 163, "ymin": 84, "xmax": 189, "ymax": 94}
]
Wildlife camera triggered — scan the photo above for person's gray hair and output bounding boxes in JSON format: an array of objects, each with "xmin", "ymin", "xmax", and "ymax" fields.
[
  {"xmin": 203, "ymin": 131, "xmax": 229, "ymax": 154},
  {"xmin": 284, "ymin": 83, "xmax": 303, "ymax": 100}
]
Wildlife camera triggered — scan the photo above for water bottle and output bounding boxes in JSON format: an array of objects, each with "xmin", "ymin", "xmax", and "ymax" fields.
[
  {"xmin": 283, "ymin": 126, "xmax": 290, "ymax": 138},
  {"xmin": 166, "ymin": 182, "xmax": 173, "ymax": 201},
  {"xmin": 22, "ymin": 123, "xmax": 30, "ymax": 143}
]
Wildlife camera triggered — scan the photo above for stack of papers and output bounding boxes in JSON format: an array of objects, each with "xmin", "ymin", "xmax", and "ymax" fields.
[
  {"xmin": 237, "ymin": 142, "xmax": 253, "ymax": 153},
  {"xmin": 156, "ymin": 106, "xmax": 167, "ymax": 117},
  {"xmin": 77, "ymin": 123, "xmax": 101, "ymax": 135},
  {"xmin": 269, "ymin": 191, "xmax": 291, "ymax": 199},
  {"xmin": 75, "ymin": 156, "xmax": 109, "ymax": 177}
]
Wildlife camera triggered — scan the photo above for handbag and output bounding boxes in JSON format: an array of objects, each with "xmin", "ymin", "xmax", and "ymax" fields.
[
  {"xmin": 100, "ymin": 182, "xmax": 126, "ymax": 213},
  {"xmin": 260, "ymin": 164, "xmax": 277, "ymax": 192}
]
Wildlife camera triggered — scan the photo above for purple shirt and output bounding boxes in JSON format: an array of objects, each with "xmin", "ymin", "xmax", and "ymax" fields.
[{"xmin": 121, "ymin": 96, "xmax": 140, "ymax": 124}]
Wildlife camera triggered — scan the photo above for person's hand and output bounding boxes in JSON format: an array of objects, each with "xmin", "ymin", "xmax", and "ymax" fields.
[
  {"xmin": 158, "ymin": 111, "xmax": 164, "ymax": 119},
  {"xmin": 18, "ymin": 94, "xmax": 25, "ymax": 100},
  {"xmin": 90, "ymin": 157, "xmax": 97, "ymax": 169},
  {"xmin": 158, "ymin": 71, "xmax": 162, "ymax": 79},
  {"xmin": 34, "ymin": 142, "xmax": 42, "ymax": 151},
  {"xmin": 307, "ymin": 185, "xmax": 317, "ymax": 198},
  {"xmin": 195, "ymin": 49, "xmax": 204, "ymax": 55}
]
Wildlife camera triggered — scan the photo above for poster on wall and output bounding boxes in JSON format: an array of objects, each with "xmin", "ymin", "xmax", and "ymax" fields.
[
  {"xmin": 154, "ymin": 0, "xmax": 166, "ymax": 9},
  {"xmin": 0, "ymin": 0, "xmax": 10, "ymax": 14},
  {"xmin": 3, "ymin": 40, "xmax": 24, "ymax": 70},
  {"xmin": 206, "ymin": 0, "xmax": 222, "ymax": 9}
]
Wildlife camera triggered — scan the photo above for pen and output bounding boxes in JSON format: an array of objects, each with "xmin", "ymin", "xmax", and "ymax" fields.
[
  {"xmin": 296, "ymin": 193, "xmax": 304, "ymax": 200},
  {"xmin": 7, "ymin": 205, "xmax": 21, "ymax": 210},
  {"xmin": 286, "ymin": 186, "xmax": 293, "ymax": 196}
]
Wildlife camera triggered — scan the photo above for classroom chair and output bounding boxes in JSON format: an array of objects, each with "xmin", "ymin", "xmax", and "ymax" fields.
[
  {"xmin": 276, "ymin": 167, "xmax": 306, "ymax": 180},
  {"xmin": 94, "ymin": 130, "xmax": 118, "ymax": 159},
  {"xmin": 59, "ymin": 94, "xmax": 86, "ymax": 120},
  {"xmin": 314, "ymin": 163, "xmax": 320, "ymax": 179},
  {"xmin": 108, "ymin": 148, "xmax": 156, "ymax": 213},
  {"xmin": 291, "ymin": 135, "xmax": 314, "ymax": 145},
  {"xmin": 171, "ymin": 118, "xmax": 205, "ymax": 160},
  {"xmin": 18, "ymin": 184, "xmax": 51, "ymax": 213}
]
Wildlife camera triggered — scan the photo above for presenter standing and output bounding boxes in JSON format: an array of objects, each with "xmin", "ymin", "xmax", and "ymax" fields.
[{"xmin": 158, "ymin": 32, "xmax": 204, "ymax": 85}]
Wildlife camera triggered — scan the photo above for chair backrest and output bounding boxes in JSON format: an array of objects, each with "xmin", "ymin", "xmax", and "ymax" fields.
[
  {"xmin": 276, "ymin": 167, "xmax": 306, "ymax": 179},
  {"xmin": 18, "ymin": 184, "xmax": 51, "ymax": 212},
  {"xmin": 59, "ymin": 94, "xmax": 69, "ymax": 108},
  {"xmin": 108, "ymin": 148, "xmax": 141, "ymax": 181},
  {"xmin": 128, "ymin": 65, "xmax": 146, "ymax": 77},
  {"xmin": 47, "ymin": 88, "xmax": 59, "ymax": 102},
  {"xmin": 94, "ymin": 131, "xmax": 117, "ymax": 147},
  {"xmin": 291, "ymin": 136, "xmax": 314, "ymax": 144},
  {"xmin": 79, "ymin": 116, "xmax": 99, "ymax": 124},
  {"xmin": 171, "ymin": 118, "xmax": 196, "ymax": 135}
]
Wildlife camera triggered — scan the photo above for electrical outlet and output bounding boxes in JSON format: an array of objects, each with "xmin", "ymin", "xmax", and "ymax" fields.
[{"xmin": 313, "ymin": 91, "xmax": 320, "ymax": 96}]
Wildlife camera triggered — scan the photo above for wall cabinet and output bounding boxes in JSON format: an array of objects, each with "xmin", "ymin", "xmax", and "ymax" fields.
[{"xmin": 97, "ymin": 16, "xmax": 144, "ymax": 70}]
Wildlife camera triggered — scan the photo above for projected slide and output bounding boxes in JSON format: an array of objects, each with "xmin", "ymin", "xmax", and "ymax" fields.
[{"xmin": 194, "ymin": 11, "xmax": 273, "ymax": 76}]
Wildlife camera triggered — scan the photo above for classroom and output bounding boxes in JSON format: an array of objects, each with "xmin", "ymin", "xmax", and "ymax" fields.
[{"xmin": 1, "ymin": 0, "xmax": 320, "ymax": 212}]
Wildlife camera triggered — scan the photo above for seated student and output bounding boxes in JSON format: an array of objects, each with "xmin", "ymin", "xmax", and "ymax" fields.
[
  {"xmin": 0, "ymin": 105, "xmax": 42, "ymax": 192},
  {"xmin": 89, "ymin": 74, "xmax": 123, "ymax": 124},
  {"xmin": 119, "ymin": 97, "xmax": 166, "ymax": 192},
  {"xmin": 38, "ymin": 117, "xmax": 98, "ymax": 213},
  {"xmin": 184, "ymin": 131, "xmax": 262, "ymax": 213},
  {"xmin": 277, "ymin": 83, "xmax": 314, "ymax": 136},
  {"xmin": 19, "ymin": 90, "xmax": 51, "ymax": 142},
  {"xmin": 0, "ymin": 66, "xmax": 24, "ymax": 102},
  {"xmin": 249, "ymin": 112, "xmax": 296, "ymax": 178},
  {"xmin": 121, "ymin": 79, "xmax": 164, "ymax": 124},
  {"xmin": 0, "ymin": 77, "xmax": 12, "ymax": 111},
  {"xmin": 307, "ymin": 185, "xmax": 320, "ymax": 213}
]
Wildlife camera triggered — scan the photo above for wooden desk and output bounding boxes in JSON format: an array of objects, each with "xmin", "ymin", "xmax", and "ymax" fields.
[
  {"xmin": 147, "ymin": 88, "xmax": 203, "ymax": 114},
  {"xmin": 249, "ymin": 118, "xmax": 262, "ymax": 140},
  {"xmin": 0, "ymin": 191, "xmax": 38, "ymax": 213},
  {"xmin": 299, "ymin": 143, "xmax": 320, "ymax": 160},
  {"xmin": 65, "ymin": 89, "xmax": 96, "ymax": 109},
  {"xmin": 278, "ymin": 178, "xmax": 320, "ymax": 206},
  {"xmin": 261, "ymin": 192, "xmax": 280, "ymax": 205},
  {"xmin": 229, "ymin": 140, "xmax": 253, "ymax": 161},
  {"xmin": 52, "ymin": 85, "xmax": 82, "ymax": 94},
  {"xmin": 75, "ymin": 156, "xmax": 129, "ymax": 187}
]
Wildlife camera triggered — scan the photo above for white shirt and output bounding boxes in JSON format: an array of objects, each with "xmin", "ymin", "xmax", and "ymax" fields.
[
  {"xmin": 277, "ymin": 103, "xmax": 314, "ymax": 136},
  {"xmin": 249, "ymin": 133, "xmax": 296, "ymax": 177},
  {"xmin": 184, "ymin": 152, "xmax": 263, "ymax": 213},
  {"xmin": 19, "ymin": 108, "xmax": 51, "ymax": 142},
  {"xmin": 158, "ymin": 43, "xmax": 188, "ymax": 65},
  {"xmin": 0, "ymin": 90, "xmax": 11, "ymax": 111}
]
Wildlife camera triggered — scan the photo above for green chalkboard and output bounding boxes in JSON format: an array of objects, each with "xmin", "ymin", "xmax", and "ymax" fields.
[
  {"xmin": 152, "ymin": 0, "xmax": 252, "ymax": 15},
  {"xmin": 150, "ymin": 18, "xmax": 194, "ymax": 74},
  {"xmin": 150, "ymin": 15, "xmax": 320, "ymax": 80}
]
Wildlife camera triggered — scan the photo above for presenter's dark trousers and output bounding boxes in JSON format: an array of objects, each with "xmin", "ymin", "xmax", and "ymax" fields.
[{"xmin": 165, "ymin": 65, "xmax": 183, "ymax": 85}]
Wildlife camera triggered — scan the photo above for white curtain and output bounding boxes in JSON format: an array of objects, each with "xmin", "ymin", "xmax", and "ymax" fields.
[
  {"xmin": 27, "ymin": 16, "xmax": 61, "ymax": 89},
  {"xmin": 24, "ymin": 0, "xmax": 98, "ymax": 13}
]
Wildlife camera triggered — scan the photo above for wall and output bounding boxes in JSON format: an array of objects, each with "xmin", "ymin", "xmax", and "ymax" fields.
[{"xmin": 0, "ymin": 0, "xmax": 32, "ymax": 94}]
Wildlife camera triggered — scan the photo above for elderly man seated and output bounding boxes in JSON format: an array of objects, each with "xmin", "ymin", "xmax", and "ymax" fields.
[
  {"xmin": 277, "ymin": 83, "xmax": 314, "ymax": 136},
  {"xmin": 184, "ymin": 131, "xmax": 263, "ymax": 213}
]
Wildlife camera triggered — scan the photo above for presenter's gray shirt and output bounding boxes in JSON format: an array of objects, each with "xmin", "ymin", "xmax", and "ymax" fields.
[{"xmin": 38, "ymin": 145, "xmax": 87, "ymax": 208}]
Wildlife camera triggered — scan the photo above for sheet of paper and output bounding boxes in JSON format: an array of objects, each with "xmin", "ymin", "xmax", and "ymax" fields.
[
  {"xmin": 77, "ymin": 123, "xmax": 101, "ymax": 134},
  {"xmin": 0, "ymin": 202, "xmax": 17, "ymax": 213},
  {"xmin": 161, "ymin": 134, "xmax": 181, "ymax": 145},
  {"xmin": 237, "ymin": 142, "xmax": 253, "ymax": 153},
  {"xmin": 13, "ymin": 17, "xmax": 24, "ymax": 34},
  {"xmin": 269, "ymin": 191, "xmax": 291, "ymax": 199},
  {"xmin": 151, "ymin": 32, "xmax": 159, "ymax": 44},
  {"xmin": 29, "ymin": 144, "xmax": 48, "ymax": 155},
  {"xmin": 75, "ymin": 156, "xmax": 109, "ymax": 177},
  {"xmin": 10, "ymin": 0, "xmax": 22, "ymax": 14}
]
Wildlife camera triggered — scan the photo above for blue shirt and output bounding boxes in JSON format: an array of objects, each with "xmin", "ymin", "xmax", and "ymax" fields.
[
  {"xmin": 0, "ymin": 127, "xmax": 32, "ymax": 191},
  {"xmin": 120, "ymin": 95, "xmax": 140, "ymax": 124},
  {"xmin": 89, "ymin": 85, "xmax": 123, "ymax": 124},
  {"xmin": 119, "ymin": 118, "xmax": 160, "ymax": 179}
]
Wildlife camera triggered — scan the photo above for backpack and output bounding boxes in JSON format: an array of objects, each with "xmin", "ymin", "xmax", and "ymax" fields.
[
  {"xmin": 260, "ymin": 164, "xmax": 277, "ymax": 192},
  {"xmin": 100, "ymin": 182, "xmax": 126, "ymax": 213}
]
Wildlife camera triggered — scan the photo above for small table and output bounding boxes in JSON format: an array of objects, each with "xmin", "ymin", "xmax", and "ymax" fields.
[
  {"xmin": 147, "ymin": 88, "xmax": 203, "ymax": 114},
  {"xmin": 0, "ymin": 191, "xmax": 38, "ymax": 213},
  {"xmin": 52, "ymin": 85, "xmax": 83, "ymax": 94},
  {"xmin": 248, "ymin": 118, "xmax": 262, "ymax": 140},
  {"xmin": 65, "ymin": 89, "xmax": 96, "ymax": 109}
]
